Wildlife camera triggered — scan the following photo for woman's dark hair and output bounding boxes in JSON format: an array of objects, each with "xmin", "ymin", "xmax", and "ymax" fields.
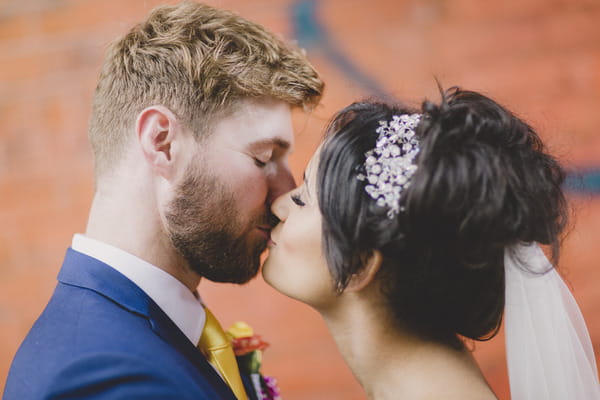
[{"xmin": 317, "ymin": 87, "xmax": 568, "ymax": 348}]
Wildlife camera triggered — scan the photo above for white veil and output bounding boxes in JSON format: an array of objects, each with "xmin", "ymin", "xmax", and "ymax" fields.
[{"xmin": 504, "ymin": 243, "xmax": 600, "ymax": 399}]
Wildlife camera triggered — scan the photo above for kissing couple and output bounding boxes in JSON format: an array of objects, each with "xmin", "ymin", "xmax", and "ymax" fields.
[{"xmin": 5, "ymin": 2, "xmax": 599, "ymax": 399}]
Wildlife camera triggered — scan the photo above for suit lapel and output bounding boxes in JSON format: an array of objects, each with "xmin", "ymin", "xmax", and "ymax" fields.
[{"xmin": 58, "ymin": 248, "xmax": 236, "ymax": 399}]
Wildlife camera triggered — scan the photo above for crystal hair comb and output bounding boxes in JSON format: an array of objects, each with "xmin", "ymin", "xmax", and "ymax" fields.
[{"xmin": 356, "ymin": 113, "xmax": 421, "ymax": 218}]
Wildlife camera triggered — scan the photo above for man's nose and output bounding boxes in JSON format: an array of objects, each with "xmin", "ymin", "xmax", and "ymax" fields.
[{"xmin": 267, "ymin": 165, "xmax": 296, "ymax": 205}]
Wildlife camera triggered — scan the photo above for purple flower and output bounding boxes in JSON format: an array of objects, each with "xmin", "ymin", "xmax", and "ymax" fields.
[{"xmin": 261, "ymin": 375, "xmax": 282, "ymax": 400}]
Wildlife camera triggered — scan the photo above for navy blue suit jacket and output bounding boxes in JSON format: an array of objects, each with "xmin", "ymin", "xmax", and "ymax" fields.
[{"xmin": 4, "ymin": 249, "xmax": 238, "ymax": 399}]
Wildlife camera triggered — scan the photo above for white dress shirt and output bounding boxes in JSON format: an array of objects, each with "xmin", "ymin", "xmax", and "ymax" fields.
[{"xmin": 71, "ymin": 234, "xmax": 205, "ymax": 345}]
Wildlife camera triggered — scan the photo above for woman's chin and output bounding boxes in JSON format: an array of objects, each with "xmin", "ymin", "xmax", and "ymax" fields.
[
  {"xmin": 262, "ymin": 256, "xmax": 301, "ymax": 302},
  {"xmin": 261, "ymin": 256, "xmax": 278, "ymax": 288}
]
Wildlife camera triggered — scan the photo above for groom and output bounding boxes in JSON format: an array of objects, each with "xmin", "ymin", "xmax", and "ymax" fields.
[{"xmin": 4, "ymin": 2, "xmax": 323, "ymax": 399}]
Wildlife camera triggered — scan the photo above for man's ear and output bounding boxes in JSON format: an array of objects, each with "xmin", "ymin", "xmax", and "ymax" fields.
[
  {"xmin": 345, "ymin": 250, "xmax": 383, "ymax": 292},
  {"xmin": 136, "ymin": 105, "xmax": 182, "ymax": 180}
]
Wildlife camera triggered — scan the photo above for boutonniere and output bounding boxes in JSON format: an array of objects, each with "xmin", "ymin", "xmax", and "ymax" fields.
[{"xmin": 227, "ymin": 322, "xmax": 282, "ymax": 400}]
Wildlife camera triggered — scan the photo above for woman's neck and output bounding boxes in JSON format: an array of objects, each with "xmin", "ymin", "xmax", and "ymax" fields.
[{"xmin": 320, "ymin": 295, "xmax": 497, "ymax": 400}]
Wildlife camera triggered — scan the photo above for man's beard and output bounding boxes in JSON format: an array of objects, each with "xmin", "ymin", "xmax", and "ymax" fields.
[{"xmin": 165, "ymin": 166, "xmax": 272, "ymax": 284}]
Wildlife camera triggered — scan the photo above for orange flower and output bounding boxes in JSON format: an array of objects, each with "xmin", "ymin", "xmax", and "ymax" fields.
[{"xmin": 231, "ymin": 334, "xmax": 269, "ymax": 356}]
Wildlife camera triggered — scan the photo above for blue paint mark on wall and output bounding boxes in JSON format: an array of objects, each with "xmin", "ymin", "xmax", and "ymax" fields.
[
  {"xmin": 565, "ymin": 170, "xmax": 600, "ymax": 194},
  {"xmin": 291, "ymin": 0, "xmax": 390, "ymax": 98}
]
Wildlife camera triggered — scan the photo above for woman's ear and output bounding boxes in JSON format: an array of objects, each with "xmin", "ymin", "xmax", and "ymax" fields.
[
  {"xmin": 345, "ymin": 250, "xmax": 383, "ymax": 292},
  {"xmin": 136, "ymin": 105, "xmax": 181, "ymax": 180}
]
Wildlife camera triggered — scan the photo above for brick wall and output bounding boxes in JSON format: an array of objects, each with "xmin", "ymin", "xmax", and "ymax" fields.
[{"xmin": 1, "ymin": 0, "xmax": 599, "ymax": 398}]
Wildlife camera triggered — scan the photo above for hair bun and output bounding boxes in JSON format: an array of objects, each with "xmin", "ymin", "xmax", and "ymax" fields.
[
  {"xmin": 410, "ymin": 88, "xmax": 566, "ymax": 257},
  {"xmin": 393, "ymin": 87, "xmax": 568, "ymax": 343}
]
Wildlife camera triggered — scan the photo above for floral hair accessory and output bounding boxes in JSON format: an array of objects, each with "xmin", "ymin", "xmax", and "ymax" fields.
[{"xmin": 356, "ymin": 113, "xmax": 421, "ymax": 218}]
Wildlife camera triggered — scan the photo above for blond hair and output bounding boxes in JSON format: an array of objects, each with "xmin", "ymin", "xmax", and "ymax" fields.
[{"xmin": 89, "ymin": 1, "xmax": 323, "ymax": 178}]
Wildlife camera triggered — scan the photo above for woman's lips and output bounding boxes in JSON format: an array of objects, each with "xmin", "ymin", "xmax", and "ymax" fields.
[{"xmin": 258, "ymin": 225, "xmax": 277, "ymax": 247}]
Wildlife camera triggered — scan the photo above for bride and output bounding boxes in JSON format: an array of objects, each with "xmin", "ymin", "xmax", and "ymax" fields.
[{"xmin": 263, "ymin": 87, "xmax": 600, "ymax": 399}]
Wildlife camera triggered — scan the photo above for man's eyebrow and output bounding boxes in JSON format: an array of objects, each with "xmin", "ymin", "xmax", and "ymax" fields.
[{"xmin": 248, "ymin": 138, "xmax": 291, "ymax": 150}]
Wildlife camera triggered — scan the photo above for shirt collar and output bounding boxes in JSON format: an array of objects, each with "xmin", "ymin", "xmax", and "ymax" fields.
[{"xmin": 71, "ymin": 234, "xmax": 205, "ymax": 345}]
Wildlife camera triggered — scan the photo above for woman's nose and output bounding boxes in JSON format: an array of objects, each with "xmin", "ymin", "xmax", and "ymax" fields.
[
  {"xmin": 267, "ymin": 165, "xmax": 296, "ymax": 206},
  {"xmin": 271, "ymin": 190, "xmax": 292, "ymax": 222}
]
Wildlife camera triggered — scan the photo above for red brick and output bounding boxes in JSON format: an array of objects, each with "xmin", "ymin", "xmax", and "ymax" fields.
[{"xmin": 2, "ymin": 1, "xmax": 600, "ymax": 399}]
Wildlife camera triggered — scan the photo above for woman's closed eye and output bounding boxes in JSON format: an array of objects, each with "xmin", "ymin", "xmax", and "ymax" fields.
[{"xmin": 291, "ymin": 194, "xmax": 306, "ymax": 207}]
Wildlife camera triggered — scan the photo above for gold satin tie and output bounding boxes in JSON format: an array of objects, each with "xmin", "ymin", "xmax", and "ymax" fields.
[{"xmin": 198, "ymin": 307, "xmax": 248, "ymax": 400}]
